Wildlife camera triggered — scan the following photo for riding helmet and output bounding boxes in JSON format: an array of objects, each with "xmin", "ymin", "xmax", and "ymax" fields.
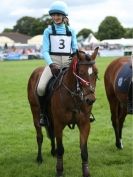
[{"xmin": 49, "ymin": 1, "xmax": 68, "ymax": 16}]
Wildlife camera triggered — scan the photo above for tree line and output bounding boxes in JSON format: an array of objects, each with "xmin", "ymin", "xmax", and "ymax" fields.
[{"xmin": 3, "ymin": 14, "xmax": 133, "ymax": 40}]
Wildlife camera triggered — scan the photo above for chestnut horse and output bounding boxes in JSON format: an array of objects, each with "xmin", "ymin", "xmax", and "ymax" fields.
[
  {"xmin": 104, "ymin": 56, "xmax": 132, "ymax": 149},
  {"xmin": 27, "ymin": 47, "xmax": 99, "ymax": 177}
]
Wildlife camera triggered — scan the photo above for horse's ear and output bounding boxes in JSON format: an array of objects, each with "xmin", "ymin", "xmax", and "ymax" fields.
[
  {"xmin": 91, "ymin": 47, "xmax": 99, "ymax": 60},
  {"xmin": 76, "ymin": 49, "xmax": 84, "ymax": 60}
]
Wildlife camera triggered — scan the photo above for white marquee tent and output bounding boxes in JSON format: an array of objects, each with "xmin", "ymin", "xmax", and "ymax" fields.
[
  {"xmin": 0, "ymin": 36, "xmax": 15, "ymax": 46},
  {"xmin": 101, "ymin": 38, "xmax": 133, "ymax": 46},
  {"xmin": 83, "ymin": 33, "xmax": 100, "ymax": 46},
  {"xmin": 28, "ymin": 35, "xmax": 43, "ymax": 46}
]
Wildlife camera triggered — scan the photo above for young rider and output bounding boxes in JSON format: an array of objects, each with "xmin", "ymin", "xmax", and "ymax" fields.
[{"xmin": 37, "ymin": 1, "xmax": 78, "ymax": 126}]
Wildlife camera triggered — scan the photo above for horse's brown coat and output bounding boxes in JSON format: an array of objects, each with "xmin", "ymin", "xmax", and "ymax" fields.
[
  {"xmin": 104, "ymin": 56, "xmax": 132, "ymax": 149},
  {"xmin": 27, "ymin": 48, "xmax": 99, "ymax": 177}
]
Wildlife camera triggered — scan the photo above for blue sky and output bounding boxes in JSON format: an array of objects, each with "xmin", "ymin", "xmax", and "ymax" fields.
[{"xmin": 0, "ymin": 0, "xmax": 132, "ymax": 34}]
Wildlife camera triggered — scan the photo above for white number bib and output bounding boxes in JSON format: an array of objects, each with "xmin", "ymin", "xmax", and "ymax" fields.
[{"xmin": 50, "ymin": 34, "xmax": 72, "ymax": 55}]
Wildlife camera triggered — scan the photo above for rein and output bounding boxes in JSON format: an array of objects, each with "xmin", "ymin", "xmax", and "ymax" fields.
[{"xmin": 72, "ymin": 56, "xmax": 95, "ymax": 86}]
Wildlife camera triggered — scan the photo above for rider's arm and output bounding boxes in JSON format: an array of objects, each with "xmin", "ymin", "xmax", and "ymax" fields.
[
  {"xmin": 42, "ymin": 27, "xmax": 53, "ymax": 65},
  {"xmin": 69, "ymin": 27, "xmax": 78, "ymax": 53}
]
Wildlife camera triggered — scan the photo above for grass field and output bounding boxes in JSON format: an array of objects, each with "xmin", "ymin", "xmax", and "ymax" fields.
[{"xmin": 0, "ymin": 57, "xmax": 132, "ymax": 177}]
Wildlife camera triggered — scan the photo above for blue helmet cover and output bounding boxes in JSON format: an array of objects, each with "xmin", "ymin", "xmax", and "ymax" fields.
[{"xmin": 49, "ymin": 1, "xmax": 68, "ymax": 16}]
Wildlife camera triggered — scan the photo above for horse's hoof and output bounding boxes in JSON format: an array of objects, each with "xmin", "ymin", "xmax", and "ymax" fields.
[
  {"xmin": 36, "ymin": 156, "xmax": 43, "ymax": 164},
  {"xmin": 83, "ymin": 173, "xmax": 91, "ymax": 177},
  {"xmin": 116, "ymin": 141, "xmax": 123, "ymax": 149},
  {"xmin": 83, "ymin": 174, "xmax": 91, "ymax": 177},
  {"xmin": 82, "ymin": 163, "xmax": 91, "ymax": 177},
  {"xmin": 56, "ymin": 171, "xmax": 63, "ymax": 177},
  {"xmin": 116, "ymin": 145, "xmax": 123, "ymax": 149}
]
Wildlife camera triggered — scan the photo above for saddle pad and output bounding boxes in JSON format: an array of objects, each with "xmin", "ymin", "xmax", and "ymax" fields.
[{"xmin": 115, "ymin": 62, "xmax": 132, "ymax": 93}]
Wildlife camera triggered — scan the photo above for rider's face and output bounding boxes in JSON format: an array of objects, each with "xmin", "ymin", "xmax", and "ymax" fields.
[{"xmin": 51, "ymin": 13, "xmax": 63, "ymax": 24}]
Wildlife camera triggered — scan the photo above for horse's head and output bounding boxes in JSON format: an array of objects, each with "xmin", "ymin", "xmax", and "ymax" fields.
[{"xmin": 72, "ymin": 47, "xmax": 99, "ymax": 105}]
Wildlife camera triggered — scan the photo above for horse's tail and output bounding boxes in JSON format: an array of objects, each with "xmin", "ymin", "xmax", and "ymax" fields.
[
  {"xmin": 45, "ymin": 111, "xmax": 55, "ymax": 138},
  {"xmin": 45, "ymin": 122, "xmax": 55, "ymax": 140}
]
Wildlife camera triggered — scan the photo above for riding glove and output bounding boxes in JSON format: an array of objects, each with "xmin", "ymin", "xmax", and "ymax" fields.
[{"xmin": 49, "ymin": 63, "xmax": 60, "ymax": 76}]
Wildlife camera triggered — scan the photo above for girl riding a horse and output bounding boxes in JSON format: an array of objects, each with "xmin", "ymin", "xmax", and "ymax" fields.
[{"xmin": 37, "ymin": 1, "xmax": 78, "ymax": 126}]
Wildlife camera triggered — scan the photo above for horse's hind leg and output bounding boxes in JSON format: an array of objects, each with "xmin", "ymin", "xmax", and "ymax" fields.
[
  {"xmin": 78, "ymin": 121, "xmax": 91, "ymax": 177},
  {"xmin": 118, "ymin": 106, "xmax": 127, "ymax": 148},
  {"xmin": 109, "ymin": 98, "xmax": 123, "ymax": 149},
  {"xmin": 31, "ymin": 106, "xmax": 43, "ymax": 163}
]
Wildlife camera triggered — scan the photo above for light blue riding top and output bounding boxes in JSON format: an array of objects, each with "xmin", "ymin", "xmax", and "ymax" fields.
[{"xmin": 42, "ymin": 23, "xmax": 78, "ymax": 65}]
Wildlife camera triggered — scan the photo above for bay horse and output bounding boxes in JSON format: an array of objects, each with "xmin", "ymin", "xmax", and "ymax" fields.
[
  {"xmin": 104, "ymin": 56, "xmax": 132, "ymax": 149},
  {"xmin": 27, "ymin": 47, "xmax": 99, "ymax": 177}
]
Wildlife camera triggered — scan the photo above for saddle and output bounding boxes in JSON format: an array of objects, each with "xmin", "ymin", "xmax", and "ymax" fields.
[{"xmin": 43, "ymin": 69, "xmax": 67, "ymax": 114}]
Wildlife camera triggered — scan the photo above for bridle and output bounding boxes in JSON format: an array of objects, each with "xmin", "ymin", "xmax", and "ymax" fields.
[
  {"xmin": 62, "ymin": 53, "xmax": 97, "ymax": 104},
  {"xmin": 72, "ymin": 55, "xmax": 96, "ymax": 86}
]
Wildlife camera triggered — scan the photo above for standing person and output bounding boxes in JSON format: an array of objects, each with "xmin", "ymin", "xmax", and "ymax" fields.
[{"xmin": 37, "ymin": 1, "xmax": 78, "ymax": 126}]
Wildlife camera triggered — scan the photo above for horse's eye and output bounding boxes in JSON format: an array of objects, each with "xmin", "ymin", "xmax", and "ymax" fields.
[{"xmin": 88, "ymin": 67, "xmax": 93, "ymax": 75}]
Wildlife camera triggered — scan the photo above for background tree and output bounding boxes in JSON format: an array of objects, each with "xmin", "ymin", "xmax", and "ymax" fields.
[
  {"xmin": 13, "ymin": 15, "xmax": 52, "ymax": 36},
  {"xmin": 2, "ymin": 28, "xmax": 13, "ymax": 33},
  {"xmin": 40, "ymin": 14, "xmax": 52, "ymax": 25},
  {"xmin": 97, "ymin": 16, "xmax": 125, "ymax": 40},
  {"xmin": 13, "ymin": 16, "xmax": 36, "ymax": 36},
  {"xmin": 77, "ymin": 28, "xmax": 93, "ymax": 39},
  {"xmin": 124, "ymin": 28, "xmax": 133, "ymax": 38}
]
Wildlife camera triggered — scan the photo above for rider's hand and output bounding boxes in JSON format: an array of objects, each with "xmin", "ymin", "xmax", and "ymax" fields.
[{"xmin": 49, "ymin": 63, "xmax": 60, "ymax": 77}]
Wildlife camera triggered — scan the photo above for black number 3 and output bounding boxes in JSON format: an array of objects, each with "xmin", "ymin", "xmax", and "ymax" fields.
[{"xmin": 59, "ymin": 39, "xmax": 65, "ymax": 49}]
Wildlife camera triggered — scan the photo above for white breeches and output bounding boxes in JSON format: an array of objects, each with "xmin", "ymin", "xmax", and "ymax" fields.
[{"xmin": 37, "ymin": 55, "xmax": 70, "ymax": 96}]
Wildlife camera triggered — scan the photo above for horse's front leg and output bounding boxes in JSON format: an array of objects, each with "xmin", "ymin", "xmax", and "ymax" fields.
[
  {"xmin": 54, "ymin": 124, "xmax": 64, "ymax": 177},
  {"xmin": 78, "ymin": 119, "xmax": 91, "ymax": 177}
]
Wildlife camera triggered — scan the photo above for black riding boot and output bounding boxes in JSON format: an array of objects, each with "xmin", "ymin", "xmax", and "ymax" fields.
[{"xmin": 38, "ymin": 96, "xmax": 48, "ymax": 126}]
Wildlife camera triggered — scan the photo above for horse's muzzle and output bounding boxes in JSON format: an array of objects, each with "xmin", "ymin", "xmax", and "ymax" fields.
[
  {"xmin": 83, "ymin": 88, "xmax": 96, "ymax": 105},
  {"xmin": 86, "ymin": 98, "xmax": 96, "ymax": 105}
]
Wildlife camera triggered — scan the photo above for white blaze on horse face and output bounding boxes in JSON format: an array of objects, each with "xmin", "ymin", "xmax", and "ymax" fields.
[{"xmin": 88, "ymin": 67, "xmax": 93, "ymax": 75}]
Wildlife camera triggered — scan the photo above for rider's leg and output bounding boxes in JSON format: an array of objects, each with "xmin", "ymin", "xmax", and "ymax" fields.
[{"xmin": 37, "ymin": 66, "xmax": 53, "ymax": 126}]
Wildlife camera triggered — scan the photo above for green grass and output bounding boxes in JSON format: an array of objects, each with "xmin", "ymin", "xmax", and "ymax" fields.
[{"xmin": 0, "ymin": 58, "xmax": 132, "ymax": 177}]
